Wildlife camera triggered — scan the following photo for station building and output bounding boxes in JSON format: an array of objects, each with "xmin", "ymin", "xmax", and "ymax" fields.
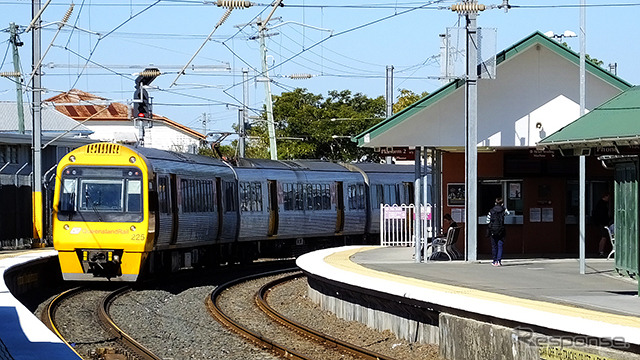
[
  {"xmin": 354, "ymin": 32, "xmax": 631, "ymax": 258},
  {"xmin": 539, "ymin": 85, "xmax": 640, "ymax": 291},
  {"xmin": 0, "ymin": 102, "xmax": 92, "ymax": 246}
]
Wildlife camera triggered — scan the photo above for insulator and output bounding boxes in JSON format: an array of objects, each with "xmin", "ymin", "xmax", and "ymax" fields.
[
  {"xmin": 289, "ymin": 73, "xmax": 312, "ymax": 79},
  {"xmin": 217, "ymin": 0, "xmax": 252, "ymax": 9},
  {"xmin": 217, "ymin": 9, "xmax": 232, "ymax": 27},
  {"xmin": 0, "ymin": 72, "xmax": 21, "ymax": 78},
  {"xmin": 451, "ymin": 2, "xmax": 486, "ymax": 13},
  {"xmin": 140, "ymin": 69, "xmax": 162, "ymax": 77},
  {"xmin": 61, "ymin": 4, "xmax": 74, "ymax": 24}
]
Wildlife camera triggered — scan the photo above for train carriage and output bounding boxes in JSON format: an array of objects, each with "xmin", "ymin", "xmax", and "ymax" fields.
[
  {"xmin": 348, "ymin": 163, "xmax": 419, "ymax": 234},
  {"xmin": 53, "ymin": 142, "xmax": 422, "ymax": 282}
]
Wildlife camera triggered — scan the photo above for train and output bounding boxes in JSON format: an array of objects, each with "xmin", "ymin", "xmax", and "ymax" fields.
[{"xmin": 52, "ymin": 142, "xmax": 416, "ymax": 281}]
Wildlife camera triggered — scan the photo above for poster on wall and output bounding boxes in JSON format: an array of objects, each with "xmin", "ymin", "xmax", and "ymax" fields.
[
  {"xmin": 447, "ymin": 183, "xmax": 465, "ymax": 206},
  {"xmin": 509, "ymin": 183, "xmax": 521, "ymax": 199},
  {"xmin": 451, "ymin": 208, "xmax": 465, "ymax": 223},
  {"xmin": 530, "ymin": 207, "xmax": 541, "ymax": 222}
]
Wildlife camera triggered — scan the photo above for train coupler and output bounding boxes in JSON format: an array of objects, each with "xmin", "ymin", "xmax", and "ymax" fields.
[{"xmin": 76, "ymin": 249, "xmax": 124, "ymax": 279}]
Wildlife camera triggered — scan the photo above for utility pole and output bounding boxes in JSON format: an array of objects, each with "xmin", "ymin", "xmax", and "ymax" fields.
[
  {"xmin": 259, "ymin": 16, "xmax": 278, "ymax": 160},
  {"xmin": 202, "ymin": 112, "xmax": 208, "ymax": 136},
  {"xmin": 452, "ymin": 1, "xmax": 485, "ymax": 262},
  {"xmin": 239, "ymin": 68, "xmax": 249, "ymax": 158},
  {"xmin": 579, "ymin": 0, "xmax": 586, "ymax": 275},
  {"xmin": 385, "ymin": 65, "xmax": 394, "ymax": 118},
  {"xmin": 31, "ymin": 0, "xmax": 44, "ymax": 243},
  {"xmin": 9, "ymin": 23, "xmax": 25, "ymax": 134}
]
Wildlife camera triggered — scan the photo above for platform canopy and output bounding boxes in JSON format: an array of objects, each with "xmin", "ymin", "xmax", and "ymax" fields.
[
  {"xmin": 538, "ymin": 86, "xmax": 640, "ymax": 150},
  {"xmin": 353, "ymin": 31, "xmax": 630, "ymax": 150}
]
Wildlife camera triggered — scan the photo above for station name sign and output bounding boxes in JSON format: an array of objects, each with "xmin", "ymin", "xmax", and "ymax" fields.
[{"xmin": 379, "ymin": 147, "xmax": 415, "ymax": 160}]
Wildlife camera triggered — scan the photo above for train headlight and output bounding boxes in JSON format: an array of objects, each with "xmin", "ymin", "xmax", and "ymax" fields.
[
  {"xmin": 130, "ymin": 225, "xmax": 136, "ymax": 231},
  {"xmin": 69, "ymin": 155, "xmax": 76, "ymax": 162},
  {"xmin": 129, "ymin": 156, "xmax": 136, "ymax": 164},
  {"xmin": 63, "ymin": 224, "xmax": 69, "ymax": 230}
]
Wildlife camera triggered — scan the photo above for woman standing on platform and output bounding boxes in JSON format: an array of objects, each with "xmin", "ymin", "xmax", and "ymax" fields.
[{"xmin": 487, "ymin": 197, "xmax": 509, "ymax": 267}]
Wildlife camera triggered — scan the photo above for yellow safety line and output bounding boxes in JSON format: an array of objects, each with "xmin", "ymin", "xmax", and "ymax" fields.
[{"xmin": 324, "ymin": 247, "xmax": 640, "ymax": 329}]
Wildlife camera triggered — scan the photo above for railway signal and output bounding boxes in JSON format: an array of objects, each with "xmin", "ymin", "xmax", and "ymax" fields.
[
  {"xmin": 132, "ymin": 67, "xmax": 159, "ymax": 120},
  {"xmin": 132, "ymin": 68, "xmax": 160, "ymax": 146}
]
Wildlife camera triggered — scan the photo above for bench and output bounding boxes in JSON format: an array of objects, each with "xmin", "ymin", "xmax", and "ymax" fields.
[
  {"xmin": 605, "ymin": 226, "xmax": 615, "ymax": 260},
  {"xmin": 426, "ymin": 226, "xmax": 461, "ymax": 261}
]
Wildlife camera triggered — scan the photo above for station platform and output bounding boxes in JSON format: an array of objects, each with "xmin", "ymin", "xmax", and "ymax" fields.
[
  {"xmin": 0, "ymin": 249, "xmax": 81, "ymax": 360},
  {"xmin": 296, "ymin": 246, "xmax": 640, "ymax": 350}
]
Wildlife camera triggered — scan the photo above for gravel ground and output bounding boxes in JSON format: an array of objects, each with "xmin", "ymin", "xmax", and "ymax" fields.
[
  {"xmin": 269, "ymin": 276, "xmax": 443, "ymax": 360},
  {"xmin": 36, "ymin": 269, "xmax": 443, "ymax": 360},
  {"xmin": 110, "ymin": 285, "xmax": 280, "ymax": 360},
  {"xmin": 35, "ymin": 289, "xmax": 121, "ymax": 359}
]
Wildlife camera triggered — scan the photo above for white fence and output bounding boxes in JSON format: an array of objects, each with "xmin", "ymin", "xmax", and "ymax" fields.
[{"xmin": 380, "ymin": 204, "xmax": 432, "ymax": 247}]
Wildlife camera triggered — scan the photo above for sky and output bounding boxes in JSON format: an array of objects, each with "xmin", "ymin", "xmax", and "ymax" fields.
[{"xmin": 1, "ymin": 1, "xmax": 639, "ymax": 142}]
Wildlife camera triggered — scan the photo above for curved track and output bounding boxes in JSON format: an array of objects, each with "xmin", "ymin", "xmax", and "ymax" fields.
[
  {"xmin": 208, "ymin": 270, "xmax": 398, "ymax": 360},
  {"xmin": 42, "ymin": 286, "xmax": 162, "ymax": 360}
]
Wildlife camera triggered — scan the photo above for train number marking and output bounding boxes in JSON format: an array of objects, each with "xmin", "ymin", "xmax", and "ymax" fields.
[{"xmin": 131, "ymin": 234, "xmax": 145, "ymax": 241}]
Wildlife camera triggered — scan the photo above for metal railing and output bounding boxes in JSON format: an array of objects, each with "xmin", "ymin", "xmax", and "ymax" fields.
[{"xmin": 380, "ymin": 204, "xmax": 432, "ymax": 247}]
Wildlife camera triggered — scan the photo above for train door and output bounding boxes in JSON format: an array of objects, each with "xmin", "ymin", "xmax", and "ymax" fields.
[
  {"xmin": 335, "ymin": 181, "xmax": 344, "ymax": 233},
  {"xmin": 170, "ymin": 174, "xmax": 179, "ymax": 245},
  {"xmin": 155, "ymin": 174, "xmax": 172, "ymax": 246},
  {"xmin": 267, "ymin": 180, "xmax": 279, "ymax": 236}
]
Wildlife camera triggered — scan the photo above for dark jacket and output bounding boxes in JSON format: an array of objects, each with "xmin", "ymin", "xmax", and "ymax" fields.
[{"xmin": 488, "ymin": 204, "xmax": 506, "ymax": 239}]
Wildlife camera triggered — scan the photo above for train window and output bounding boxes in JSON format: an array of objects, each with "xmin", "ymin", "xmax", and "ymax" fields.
[
  {"xmin": 224, "ymin": 182, "xmax": 237, "ymax": 212},
  {"xmin": 313, "ymin": 184, "xmax": 322, "ymax": 211},
  {"xmin": 283, "ymin": 183, "xmax": 294, "ymax": 211},
  {"xmin": 348, "ymin": 184, "xmax": 366, "ymax": 210},
  {"xmin": 372, "ymin": 185, "xmax": 383, "ymax": 209},
  {"xmin": 60, "ymin": 178, "xmax": 77, "ymax": 212},
  {"xmin": 296, "ymin": 184, "xmax": 304, "ymax": 210},
  {"xmin": 240, "ymin": 182, "xmax": 263, "ymax": 212},
  {"xmin": 158, "ymin": 177, "xmax": 169, "ymax": 214},
  {"xmin": 323, "ymin": 184, "xmax": 331, "ymax": 210},
  {"xmin": 305, "ymin": 184, "xmax": 313, "ymax": 210},
  {"xmin": 179, "ymin": 178, "xmax": 215, "ymax": 213},
  {"xmin": 126, "ymin": 180, "xmax": 142, "ymax": 212},
  {"xmin": 80, "ymin": 180, "xmax": 124, "ymax": 211},
  {"xmin": 384, "ymin": 184, "xmax": 398, "ymax": 205}
]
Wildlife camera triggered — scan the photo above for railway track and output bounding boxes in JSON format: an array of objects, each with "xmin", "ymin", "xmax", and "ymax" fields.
[
  {"xmin": 42, "ymin": 286, "xmax": 162, "ymax": 360},
  {"xmin": 207, "ymin": 270, "xmax": 398, "ymax": 360}
]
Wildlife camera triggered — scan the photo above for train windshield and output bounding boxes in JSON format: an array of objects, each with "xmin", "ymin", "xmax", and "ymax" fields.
[{"xmin": 58, "ymin": 167, "xmax": 143, "ymax": 222}]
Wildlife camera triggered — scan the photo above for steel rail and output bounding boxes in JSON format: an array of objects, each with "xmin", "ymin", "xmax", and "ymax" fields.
[
  {"xmin": 99, "ymin": 286, "xmax": 163, "ymax": 360},
  {"xmin": 41, "ymin": 286, "xmax": 86, "ymax": 357},
  {"xmin": 257, "ymin": 273, "xmax": 397, "ymax": 360},
  {"xmin": 206, "ymin": 268, "xmax": 311, "ymax": 360}
]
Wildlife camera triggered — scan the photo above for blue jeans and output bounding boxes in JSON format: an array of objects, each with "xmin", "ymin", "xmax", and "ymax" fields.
[{"xmin": 491, "ymin": 236, "xmax": 504, "ymax": 263}]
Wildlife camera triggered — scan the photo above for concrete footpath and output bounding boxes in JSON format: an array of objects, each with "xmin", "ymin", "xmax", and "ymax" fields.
[{"xmin": 351, "ymin": 246, "xmax": 639, "ymax": 318}]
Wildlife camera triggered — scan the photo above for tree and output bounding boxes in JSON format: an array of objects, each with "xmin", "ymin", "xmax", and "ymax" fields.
[
  {"xmin": 244, "ymin": 88, "xmax": 386, "ymax": 162},
  {"xmin": 393, "ymin": 89, "xmax": 429, "ymax": 114},
  {"xmin": 561, "ymin": 42, "xmax": 604, "ymax": 67}
]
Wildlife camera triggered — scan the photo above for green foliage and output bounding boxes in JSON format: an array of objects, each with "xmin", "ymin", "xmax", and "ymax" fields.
[
  {"xmin": 560, "ymin": 41, "xmax": 604, "ymax": 67},
  {"xmin": 393, "ymin": 89, "xmax": 429, "ymax": 114},
  {"xmin": 244, "ymin": 88, "xmax": 386, "ymax": 162}
]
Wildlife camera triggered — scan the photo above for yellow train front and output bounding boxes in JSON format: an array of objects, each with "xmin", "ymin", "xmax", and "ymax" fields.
[{"xmin": 53, "ymin": 143, "xmax": 153, "ymax": 281}]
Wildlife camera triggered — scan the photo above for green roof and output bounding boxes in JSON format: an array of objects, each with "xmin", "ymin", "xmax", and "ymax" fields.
[
  {"xmin": 539, "ymin": 86, "xmax": 640, "ymax": 148},
  {"xmin": 354, "ymin": 31, "xmax": 631, "ymax": 147}
]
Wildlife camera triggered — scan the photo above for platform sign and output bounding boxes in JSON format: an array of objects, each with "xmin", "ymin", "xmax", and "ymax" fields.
[
  {"xmin": 384, "ymin": 207, "xmax": 406, "ymax": 220},
  {"xmin": 539, "ymin": 346, "xmax": 614, "ymax": 360}
]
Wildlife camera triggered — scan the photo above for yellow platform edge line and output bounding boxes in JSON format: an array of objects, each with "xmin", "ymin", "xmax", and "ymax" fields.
[{"xmin": 324, "ymin": 246, "xmax": 640, "ymax": 329}]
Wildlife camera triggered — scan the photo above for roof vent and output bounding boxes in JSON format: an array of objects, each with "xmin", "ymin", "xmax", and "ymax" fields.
[{"xmin": 87, "ymin": 143, "xmax": 121, "ymax": 155}]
